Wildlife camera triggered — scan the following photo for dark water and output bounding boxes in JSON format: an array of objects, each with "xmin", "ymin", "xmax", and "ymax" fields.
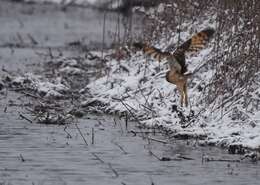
[
  {"xmin": 1, "ymin": 106, "xmax": 260, "ymax": 185},
  {"xmin": 0, "ymin": 1, "xmax": 260, "ymax": 185}
]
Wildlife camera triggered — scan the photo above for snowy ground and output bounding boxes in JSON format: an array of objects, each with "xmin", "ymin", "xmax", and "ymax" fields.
[
  {"xmin": 87, "ymin": 48, "xmax": 260, "ymax": 150},
  {"xmin": 85, "ymin": 4, "xmax": 260, "ymax": 151}
]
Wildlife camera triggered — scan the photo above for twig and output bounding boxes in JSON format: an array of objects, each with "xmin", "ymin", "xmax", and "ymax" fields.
[
  {"xmin": 190, "ymin": 58, "xmax": 213, "ymax": 76},
  {"xmin": 181, "ymin": 108, "xmax": 205, "ymax": 128},
  {"xmin": 19, "ymin": 113, "xmax": 33, "ymax": 123},
  {"xmin": 48, "ymin": 47, "xmax": 54, "ymax": 59},
  {"xmin": 101, "ymin": 10, "xmax": 107, "ymax": 59},
  {"xmin": 140, "ymin": 104, "xmax": 156, "ymax": 114},
  {"xmin": 129, "ymin": 130, "xmax": 137, "ymax": 136},
  {"xmin": 19, "ymin": 154, "xmax": 25, "ymax": 162},
  {"xmin": 149, "ymin": 151, "xmax": 176, "ymax": 161},
  {"xmin": 212, "ymin": 86, "xmax": 247, "ymax": 112},
  {"xmin": 91, "ymin": 152, "xmax": 105, "ymax": 163},
  {"xmin": 116, "ymin": 98, "xmax": 146, "ymax": 138},
  {"xmin": 204, "ymin": 158, "xmax": 240, "ymax": 163},
  {"xmin": 108, "ymin": 163, "xmax": 119, "ymax": 178},
  {"xmin": 27, "ymin": 33, "xmax": 38, "ymax": 45},
  {"xmin": 128, "ymin": 130, "xmax": 161, "ymax": 135},
  {"xmin": 148, "ymin": 137, "xmax": 168, "ymax": 144},
  {"xmin": 64, "ymin": 126, "xmax": 72, "ymax": 139},
  {"xmin": 176, "ymin": 154, "xmax": 194, "ymax": 160},
  {"xmin": 4, "ymin": 106, "xmax": 7, "ymax": 113},
  {"xmin": 125, "ymin": 113, "xmax": 128, "ymax": 130},
  {"xmin": 91, "ymin": 127, "xmax": 95, "ymax": 145},
  {"xmin": 91, "ymin": 152, "xmax": 119, "ymax": 178},
  {"xmin": 139, "ymin": 86, "xmax": 150, "ymax": 106},
  {"xmin": 112, "ymin": 141, "xmax": 128, "ymax": 154},
  {"xmin": 16, "ymin": 32, "xmax": 24, "ymax": 45},
  {"xmin": 21, "ymin": 91, "xmax": 44, "ymax": 100},
  {"xmin": 75, "ymin": 123, "xmax": 88, "ymax": 146},
  {"xmin": 149, "ymin": 150, "xmax": 161, "ymax": 160},
  {"xmin": 114, "ymin": 118, "xmax": 123, "ymax": 133}
]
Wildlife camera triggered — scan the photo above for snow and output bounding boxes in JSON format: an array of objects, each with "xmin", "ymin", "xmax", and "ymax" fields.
[
  {"xmin": 11, "ymin": 73, "xmax": 69, "ymax": 98},
  {"xmin": 59, "ymin": 66, "xmax": 84, "ymax": 75},
  {"xmin": 85, "ymin": 18, "xmax": 260, "ymax": 150}
]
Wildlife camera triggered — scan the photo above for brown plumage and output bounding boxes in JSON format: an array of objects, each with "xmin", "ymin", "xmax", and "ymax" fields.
[{"xmin": 133, "ymin": 28, "xmax": 215, "ymax": 107}]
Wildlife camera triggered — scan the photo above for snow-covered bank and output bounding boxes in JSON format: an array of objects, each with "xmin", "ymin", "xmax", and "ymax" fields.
[
  {"xmin": 10, "ymin": 73, "xmax": 69, "ymax": 98},
  {"xmin": 86, "ymin": 2, "xmax": 260, "ymax": 151},
  {"xmin": 86, "ymin": 51, "xmax": 260, "ymax": 151}
]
